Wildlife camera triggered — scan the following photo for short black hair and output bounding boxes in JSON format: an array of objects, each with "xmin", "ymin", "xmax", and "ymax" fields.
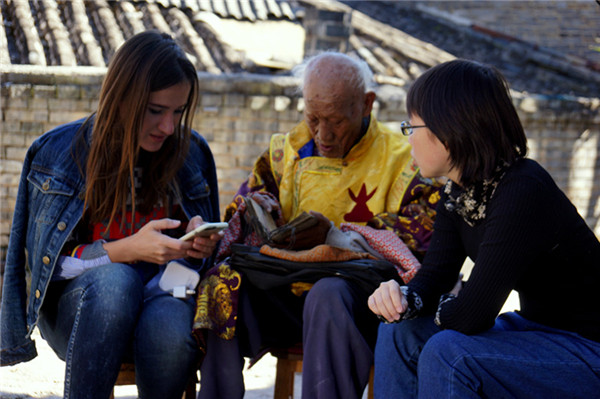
[{"xmin": 407, "ymin": 59, "xmax": 527, "ymax": 186}]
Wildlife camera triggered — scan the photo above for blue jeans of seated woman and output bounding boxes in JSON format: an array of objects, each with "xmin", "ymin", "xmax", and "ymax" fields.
[
  {"xmin": 38, "ymin": 263, "xmax": 199, "ymax": 399},
  {"xmin": 374, "ymin": 312, "xmax": 600, "ymax": 399}
]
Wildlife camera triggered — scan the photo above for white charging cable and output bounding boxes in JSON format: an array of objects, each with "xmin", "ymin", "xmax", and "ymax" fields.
[{"xmin": 172, "ymin": 286, "xmax": 197, "ymax": 299}]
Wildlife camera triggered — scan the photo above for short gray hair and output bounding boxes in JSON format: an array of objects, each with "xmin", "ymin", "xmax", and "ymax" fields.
[{"xmin": 292, "ymin": 52, "xmax": 374, "ymax": 94}]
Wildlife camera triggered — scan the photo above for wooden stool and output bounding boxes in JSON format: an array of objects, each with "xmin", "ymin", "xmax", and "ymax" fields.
[
  {"xmin": 110, "ymin": 363, "xmax": 197, "ymax": 399},
  {"xmin": 270, "ymin": 345, "xmax": 374, "ymax": 399}
]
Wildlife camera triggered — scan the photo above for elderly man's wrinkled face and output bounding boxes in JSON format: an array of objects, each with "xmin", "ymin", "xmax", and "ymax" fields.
[{"xmin": 303, "ymin": 80, "xmax": 372, "ymax": 159}]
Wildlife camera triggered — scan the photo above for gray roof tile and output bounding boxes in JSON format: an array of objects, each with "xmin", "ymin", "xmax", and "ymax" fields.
[{"xmin": 2, "ymin": 0, "xmax": 598, "ymax": 98}]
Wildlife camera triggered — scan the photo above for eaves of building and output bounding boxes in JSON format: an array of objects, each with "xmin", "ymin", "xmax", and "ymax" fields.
[{"xmin": 1, "ymin": 0, "xmax": 599, "ymax": 101}]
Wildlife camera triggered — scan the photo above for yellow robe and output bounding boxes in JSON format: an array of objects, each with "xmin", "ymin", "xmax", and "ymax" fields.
[{"xmin": 269, "ymin": 116, "xmax": 418, "ymax": 226}]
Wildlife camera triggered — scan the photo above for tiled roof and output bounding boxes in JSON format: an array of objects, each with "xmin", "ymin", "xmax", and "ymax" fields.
[
  {"xmin": 340, "ymin": 0, "xmax": 600, "ymax": 99},
  {"xmin": 2, "ymin": 0, "xmax": 599, "ymax": 99},
  {"xmin": 134, "ymin": 0, "xmax": 299, "ymax": 21},
  {"xmin": 1, "ymin": 0, "xmax": 300, "ymax": 72}
]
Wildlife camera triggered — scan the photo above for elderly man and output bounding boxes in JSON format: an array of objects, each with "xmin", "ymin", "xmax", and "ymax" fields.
[{"xmin": 196, "ymin": 52, "xmax": 440, "ymax": 399}]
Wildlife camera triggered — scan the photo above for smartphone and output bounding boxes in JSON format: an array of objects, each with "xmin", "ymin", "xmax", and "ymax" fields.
[{"xmin": 179, "ymin": 222, "xmax": 228, "ymax": 241}]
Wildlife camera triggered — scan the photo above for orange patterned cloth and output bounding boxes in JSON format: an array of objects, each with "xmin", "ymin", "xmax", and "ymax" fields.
[
  {"xmin": 259, "ymin": 244, "xmax": 376, "ymax": 262},
  {"xmin": 259, "ymin": 244, "xmax": 378, "ymax": 297}
]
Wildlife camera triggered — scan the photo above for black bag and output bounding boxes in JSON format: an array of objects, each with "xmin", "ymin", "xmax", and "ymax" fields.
[{"xmin": 228, "ymin": 244, "xmax": 401, "ymax": 294}]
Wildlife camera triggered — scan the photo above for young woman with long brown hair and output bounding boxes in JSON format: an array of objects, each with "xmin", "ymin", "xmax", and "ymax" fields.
[{"xmin": 1, "ymin": 31, "xmax": 221, "ymax": 399}]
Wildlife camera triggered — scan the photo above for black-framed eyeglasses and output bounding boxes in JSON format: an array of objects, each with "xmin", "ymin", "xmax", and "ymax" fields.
[{"xmin": 400, "ymin": 120, "xmax": 427, "ymax": 136}]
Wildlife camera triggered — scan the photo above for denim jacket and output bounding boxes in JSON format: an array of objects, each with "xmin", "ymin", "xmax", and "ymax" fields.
[{"xmin": 0, "ymin": 118, "xmax": 220, "ymax": 366}]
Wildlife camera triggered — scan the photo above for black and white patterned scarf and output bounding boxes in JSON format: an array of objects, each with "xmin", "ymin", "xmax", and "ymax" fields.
[{"xmin": 443, "ymin": 165, "xmax": 508, "ymax": 227}]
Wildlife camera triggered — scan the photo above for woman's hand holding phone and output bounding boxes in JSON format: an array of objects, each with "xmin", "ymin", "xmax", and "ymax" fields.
[{"xmin": 180, "ymin": 216, "xmax": 227, "ymax": 259}]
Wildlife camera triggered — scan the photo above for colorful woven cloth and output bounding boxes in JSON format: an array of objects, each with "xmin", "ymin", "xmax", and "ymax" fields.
[{"xmin": 340, "ymin": 223, "xmax": 421, "ymax": 283}]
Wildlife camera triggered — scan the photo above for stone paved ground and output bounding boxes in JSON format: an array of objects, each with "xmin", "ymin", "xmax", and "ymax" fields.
[{"xmin": 0, "ymin": 328, "xmax": 286, "ymax": 399}]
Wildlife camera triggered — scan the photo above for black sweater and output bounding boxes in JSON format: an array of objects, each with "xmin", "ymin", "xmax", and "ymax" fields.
[{"xmin": 409, "ymin": 158, "xmax": 600, "ymax": 342}]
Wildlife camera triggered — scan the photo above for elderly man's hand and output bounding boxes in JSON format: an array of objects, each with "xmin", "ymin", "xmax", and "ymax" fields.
[
  {"xmin": 251, "ymin": 191, "xmax": 280, "ymax": 213},
  {"xmin": 275, "ymin": 211, "xmax": 332, "ymax": 250}
]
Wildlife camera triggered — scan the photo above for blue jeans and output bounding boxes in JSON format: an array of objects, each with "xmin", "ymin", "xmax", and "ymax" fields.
[
  {"xmin": 375, "ymin": 312, "xmax": 600, "ymax": 398},
  {"xmin": 38, "ymin": 263, "xmax": 199, "ymax": 399}
]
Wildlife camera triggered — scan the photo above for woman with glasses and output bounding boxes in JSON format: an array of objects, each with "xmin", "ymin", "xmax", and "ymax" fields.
[{"xmin": 368, "ymin": 59, "xmax": 600, "ymax": 398}]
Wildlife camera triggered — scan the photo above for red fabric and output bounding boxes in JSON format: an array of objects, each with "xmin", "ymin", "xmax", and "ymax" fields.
[
  {"xmin": 340, "ymin": 223, "xmax": 421, "ymax": 283},
  {"xmin": 91, "ymin": 206, "xmax": 169, "ymax": 241}
]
